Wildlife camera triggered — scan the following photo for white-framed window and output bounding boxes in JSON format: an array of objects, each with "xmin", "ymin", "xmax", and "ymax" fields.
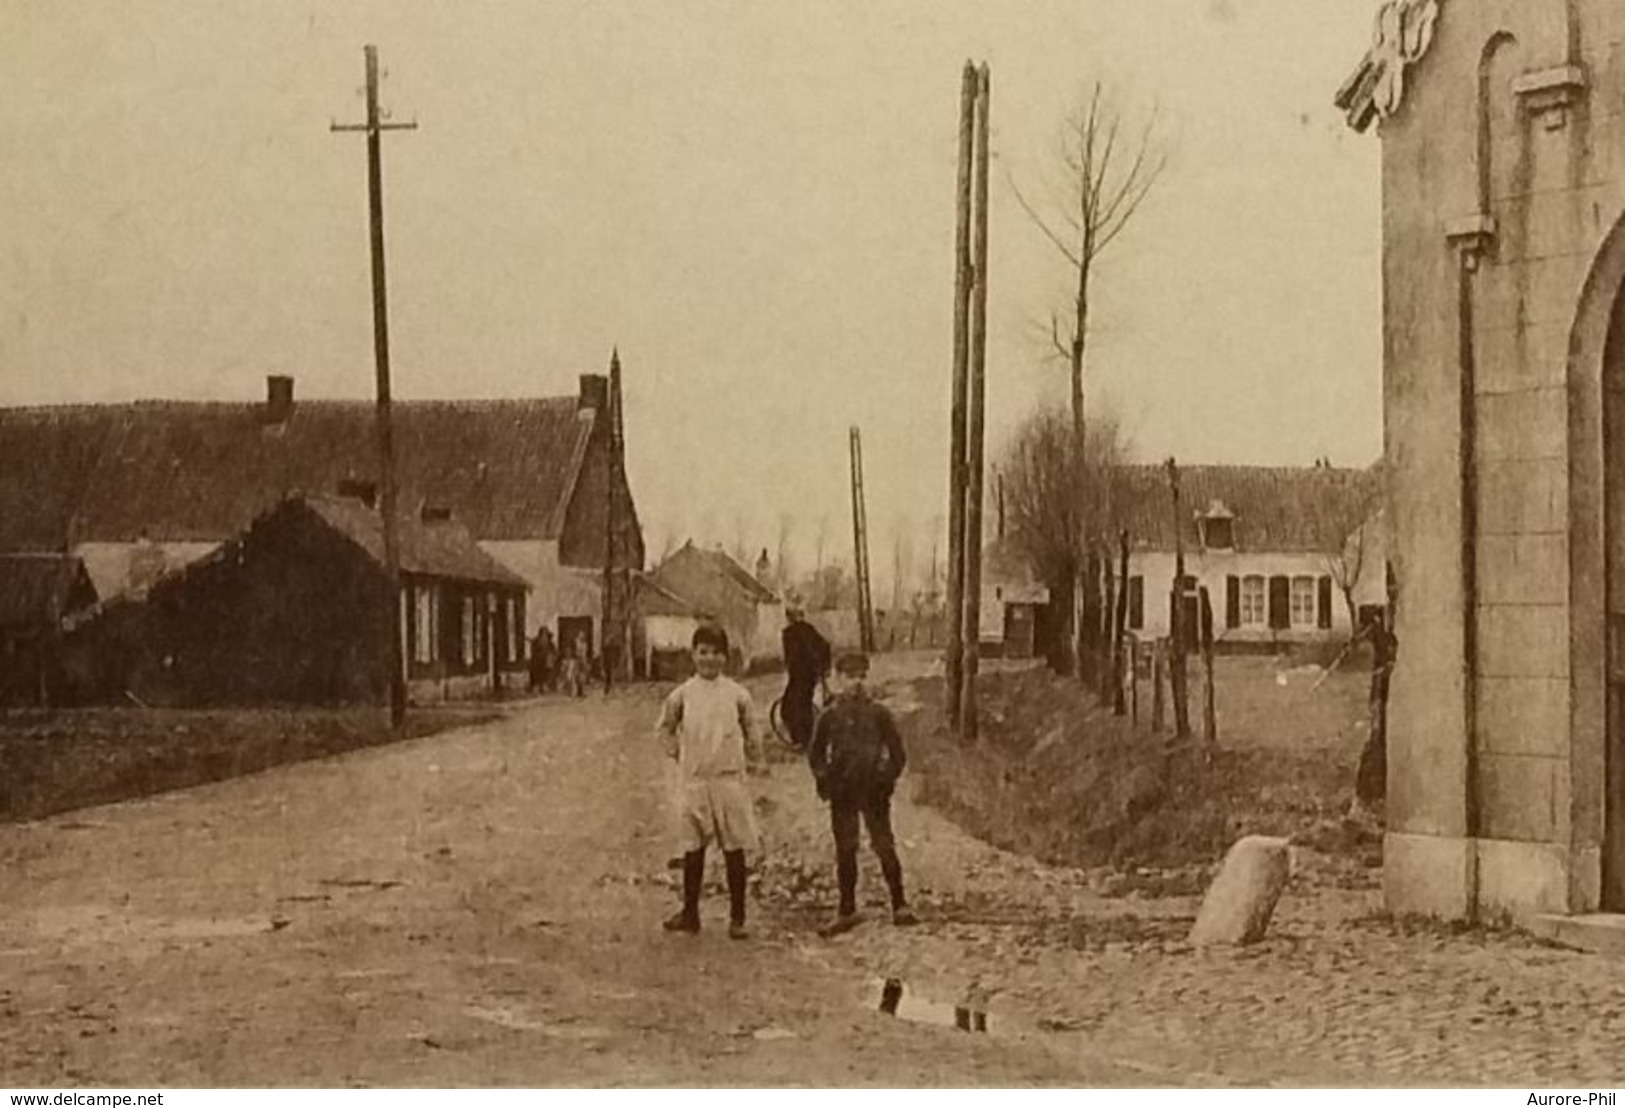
[
  {"xmin": 461, "ymin": 596, "xmax": 477, "ymax": 666},
  {"xmin": 1290, "ymin": 576, "xmax": 1317, "ymax": 627},
  {"xmin": 1239, "ymin": 575, "xmax": 1266, "ymax": 627},
  {"xmin": 413, "ymin": 584, "xmax": 437, "ymax": 664}
]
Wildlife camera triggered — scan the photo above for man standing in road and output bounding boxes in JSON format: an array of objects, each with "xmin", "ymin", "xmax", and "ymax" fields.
[{"xmin": 780, "ymin": 597, "xmax": 830, "ymax": 751}]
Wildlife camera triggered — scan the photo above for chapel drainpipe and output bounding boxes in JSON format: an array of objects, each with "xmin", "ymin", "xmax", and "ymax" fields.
[{"xmin": 1457, "ymin": 241, "xmax": 1482, "ymax": 923}]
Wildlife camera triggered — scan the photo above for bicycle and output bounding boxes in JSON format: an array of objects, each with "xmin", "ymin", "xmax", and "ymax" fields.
[{"xmin": 769, "ymin": 679, "xmax": 830, "ymax": 751}]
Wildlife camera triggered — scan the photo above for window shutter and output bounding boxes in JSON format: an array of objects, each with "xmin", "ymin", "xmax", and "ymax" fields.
[
  {"xmin": 1268, "ymin": 575, "xmax": 1291, "ymax": 630},
  {"xmin": 1225, "ymin": 575, "xmax": 1240, "ymax": 629},
  {"xmin": 1318, "ymin": 576, "xmax": 1334, "ymax": 630},
  {"xmin": 1128, "ymin": 576, "xmax": 1144, "ymax": 630}
]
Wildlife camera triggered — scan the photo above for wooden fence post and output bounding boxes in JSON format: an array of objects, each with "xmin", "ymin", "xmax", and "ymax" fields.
[
  {"xmin": 1151, "ymin": 640, "xmax": 1165, "ymax": 733},
  {"xmin": 1129, "ymin": 638, "xmax": 1140, "ymax": 727},
  {"xmin": 1199, "ymin": 586, "xmax": 1217, "ymax": 752}
]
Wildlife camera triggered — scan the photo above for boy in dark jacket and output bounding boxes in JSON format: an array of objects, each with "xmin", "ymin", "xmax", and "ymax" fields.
[{"xmin": 808, "ymin": 651, "xmax": 917, "ymax": 935}]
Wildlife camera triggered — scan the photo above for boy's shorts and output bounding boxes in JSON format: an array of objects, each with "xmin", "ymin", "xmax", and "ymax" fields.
[{"xmin": 676, "ymin": 774, "xmax": 759, "ymax": 853}]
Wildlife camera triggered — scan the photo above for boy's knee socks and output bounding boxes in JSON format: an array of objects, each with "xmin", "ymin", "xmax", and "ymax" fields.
[
  {"xmin": 681, "ymin": 849, "xmax": 705, "ymax": 918},
  {"xmin": 723, "ymin": 850, "xmax": 748, "ymax": 925},
  {"xmin": 836, "ymin": 848, "xmax": 858, "ymax": 915},
  {"xmin": 878, "ymin": 851, "xmax": 906, "ymax": 909}
]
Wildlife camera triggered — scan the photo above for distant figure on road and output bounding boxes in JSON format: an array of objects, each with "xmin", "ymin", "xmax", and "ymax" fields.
[
  {"xmin": 562, "ymin": 632, "xmax": 589, "ymax": 698},
  {"xmin": 529, "ymin": 628, "xmax": 557, "ymax": 694},
  {"xmin": 780, "ymin": 598, "xmax": 831, "ymax": 750},
  {"xmin": 656, "ymin": 623, "xmax": 763, "ymax": 940},
  {"xmin": 808, "ymin": 651, "xmax": 916, "ymax": 936}
]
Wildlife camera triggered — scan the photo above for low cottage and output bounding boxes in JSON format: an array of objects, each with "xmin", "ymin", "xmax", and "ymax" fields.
[
  {"xmin": 62, "ymin": 494, "xmax": 527, "ymax": 706},
  {"xmin": 0, "ymin": 554, "xmax": 98, "ymax": 704},
  {"xmin": 979, "ymin": 539, "xmax": 1050, "ymax": 659},
  {"xmin": 1113, "ymin": 464, "xmax": 1384, "ymax": 651},
  {"xmin": 648, "ymin": 543, "xmax": 784, "ymax": 672}
]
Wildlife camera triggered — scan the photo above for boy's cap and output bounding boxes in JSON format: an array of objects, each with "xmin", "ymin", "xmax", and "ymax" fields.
[{"xmin": 834, "ymin": 651, "xmax": 870, "ymax": 676}]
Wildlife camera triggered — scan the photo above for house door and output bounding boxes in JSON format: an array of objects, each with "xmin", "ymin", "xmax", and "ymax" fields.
[
  {"xmin": 1604, "ymin": 282, "xmax": 1625, "ymax": 909},
  {"xmin": 557, "ymin": 616, "xmax": 594, "ymax": 662}
]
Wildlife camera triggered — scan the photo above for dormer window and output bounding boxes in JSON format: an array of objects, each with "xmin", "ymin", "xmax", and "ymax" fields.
[{"xmin": 1198, "ymin": 499, "xmax": 1235, "ymax": 550}]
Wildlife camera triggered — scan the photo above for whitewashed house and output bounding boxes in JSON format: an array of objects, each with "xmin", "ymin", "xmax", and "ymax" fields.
[{"xmin": 1114, "ymin": 464, "xmax": 1384, "ymax": 650}]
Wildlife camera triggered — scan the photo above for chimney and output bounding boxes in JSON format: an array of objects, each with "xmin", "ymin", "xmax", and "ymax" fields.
[
  {"xmin": 265, "ymin": 375, "xmax": 295, "ymax": 423},
  {"xmin": 578, "ymin": 374, "xmax": 609, "ymax": 414}
]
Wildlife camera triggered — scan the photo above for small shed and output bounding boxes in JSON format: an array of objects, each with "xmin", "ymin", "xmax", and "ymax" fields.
[
  {"xmin": 635, "ymin": 574, "xmax": 705, "ymax": 681},
  {"xmin": 980, "ymin": 540, "xmax": 1050, "ymax": 659}
]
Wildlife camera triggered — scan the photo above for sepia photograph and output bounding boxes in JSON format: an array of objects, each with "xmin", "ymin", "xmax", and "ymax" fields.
[{"xmin": 0, "ymin": 0, "xmax": 1619, "ymax": 1092}]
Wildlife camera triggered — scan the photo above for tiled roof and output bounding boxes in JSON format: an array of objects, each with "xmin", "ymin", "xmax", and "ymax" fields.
[
  {"xmin": 0, "ymin": 397, "xmax": 595, "ymax": 550},
  {"xmin": 1113, "ymin": 464, "xmax": 1379, "ymax": 554}
]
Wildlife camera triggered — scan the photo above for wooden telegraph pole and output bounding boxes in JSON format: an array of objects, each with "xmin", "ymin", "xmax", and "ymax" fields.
[
  {"xmin": 850, "ymin": 426, "xmax": 877, "ymax": 653},
  {"xmin": 332, "ymin": 45, "xmax": 417, "ymax": 730},
  {"xmin": 612, "ymin": 353, "xmax": 635, "ymax": 682},
  {"xmin": 960, "ymin": 63, "xmax": 991, "ymax": 743},
  {"xmin": 944, "ymin": 62, "xmax": 977, "ymax": 729},
  {"xmin": 604, "ymin": 349, "xmax": 621, "ymax": 693},
  {"xmin": 1166, "ymin": 457, "xmax": 1192, "ymax": 742}
]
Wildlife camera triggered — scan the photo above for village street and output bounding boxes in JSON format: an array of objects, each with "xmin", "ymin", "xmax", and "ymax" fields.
[{"xmin": 3, "ymin": 662, "xmax": 1625, "ymax": 1087}]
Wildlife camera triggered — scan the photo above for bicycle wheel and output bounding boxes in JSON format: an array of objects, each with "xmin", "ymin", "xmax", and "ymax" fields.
[{"xmin": 769, "ymin": 696, "xmax": 803, "ymax": 750}]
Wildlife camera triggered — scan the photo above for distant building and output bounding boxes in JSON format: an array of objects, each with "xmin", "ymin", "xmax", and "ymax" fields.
[
  {"xmin": 0, "ymin": 372, "xmax": 642, "ymax": 659},
  {"xmin": 1113, "ymin": 464, "xmax": 1383, "ymax": 651},
  {"xmin": 0, "ymin": 554, "xmax": 98, "ymax": 705},
  {"xmin": 978, "ymin": 538, "xmax": 1050, "ymax": 659},
  {"xmin": 61, "ymin": 495, "xmax": 527, "ymax": 706},
  {"xmin": 647, "ymin": 542, "xmax": 784, "ymax": 673}
]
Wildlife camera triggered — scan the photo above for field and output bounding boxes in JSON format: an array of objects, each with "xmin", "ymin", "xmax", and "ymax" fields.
[{"xmin": 0, "ymin": 704, "xmax": 498, "ymax": 822}]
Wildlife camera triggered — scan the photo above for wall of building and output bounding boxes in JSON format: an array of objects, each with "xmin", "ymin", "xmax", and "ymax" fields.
[
  {"xmin": 1123, "ymin": 550, "xmax": 1365, "ymax": 647},
  {"xmin": 1378, "ymin": 0, "xmax": 1625, "ymax": 918},
  {"xmin": 482, "ymin": 540, "xmax": 601, "ymax": 639}
]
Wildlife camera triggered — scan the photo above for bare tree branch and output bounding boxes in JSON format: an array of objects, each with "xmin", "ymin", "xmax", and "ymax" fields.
[{"xmin": 1006, "ymin": 170, "xmax": 1082, "ymax": 269}]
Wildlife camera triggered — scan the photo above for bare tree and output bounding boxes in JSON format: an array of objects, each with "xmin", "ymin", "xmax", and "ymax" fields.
[
  {"xmin": 774, "ymin": 512, "xmax": 795, "ymax": 591},
  {"xmin": 729, "ymin": 511, "xmax": 752, "ymax": 569},
  {"xmin": 654, "ymin": 519, "xmax": 682, "ymax": 566},
  {"xmin": 891, "ymin": 514, "xmax": 914, "ymax": 615},
  {"xmin": 1001, "ymin": 400, "xmax": 1126, "ymax": 674},
  {"xmin": 1321, "ymin": 469, "xmax": 1383, "ymax": 630},
  {"xmin": 813, "ymin": 514, "xmax": 830, "ymax": 589},
  {"xmin": 1011, "ymin": 82, "xmax": 1166, "ymax": 676}
]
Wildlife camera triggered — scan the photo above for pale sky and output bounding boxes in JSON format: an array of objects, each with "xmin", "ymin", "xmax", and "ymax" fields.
[{"xmin": 0, "ymin": 1, "xmax": 1382, "ymax": 592}]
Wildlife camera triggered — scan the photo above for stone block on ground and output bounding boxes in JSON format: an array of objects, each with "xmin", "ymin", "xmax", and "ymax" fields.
[{"xmin": 1188, "ymin": 835, "xmax": 1291, "ymax": 946}]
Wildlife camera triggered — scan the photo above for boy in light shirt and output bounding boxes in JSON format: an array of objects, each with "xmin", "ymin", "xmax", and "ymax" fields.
[{"xmin": 656, "ymin": 623, "xmax": 763, "ymax": 939}]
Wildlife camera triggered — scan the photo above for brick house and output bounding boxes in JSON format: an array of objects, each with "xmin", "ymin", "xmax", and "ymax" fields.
[
  {"xmin": 1338, "ymin": 0, "xmax": 1625, "ymax": 923},
  {"xmin": 0, "ymin": 372, "xmax": 643, "ymax": 664}
]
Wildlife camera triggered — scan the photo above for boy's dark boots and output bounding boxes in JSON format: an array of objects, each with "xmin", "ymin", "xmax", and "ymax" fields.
[
  {"xmin": 664, "ymin": 849, "xmax": 705, "ymax": 933},
  {"xmin": 820, "ymin": 848, "xmax": 862, "ymax": 937},
  {"xmin": 876, "ymin": 847, "xmax": 914, "ymax": 924},
  {"xmin": 724, "ymin": 850, "xmax": 750, "ymax": 940}
]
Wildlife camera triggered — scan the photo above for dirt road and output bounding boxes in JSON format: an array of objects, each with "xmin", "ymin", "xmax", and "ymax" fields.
[
  {"xmin": 0, "ymin": 683, "xmax": 1103, "ymax": 1087},
  {"xmin": 7, "ymin": 666, "xmax": 1625, "ymax": 1087}
]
